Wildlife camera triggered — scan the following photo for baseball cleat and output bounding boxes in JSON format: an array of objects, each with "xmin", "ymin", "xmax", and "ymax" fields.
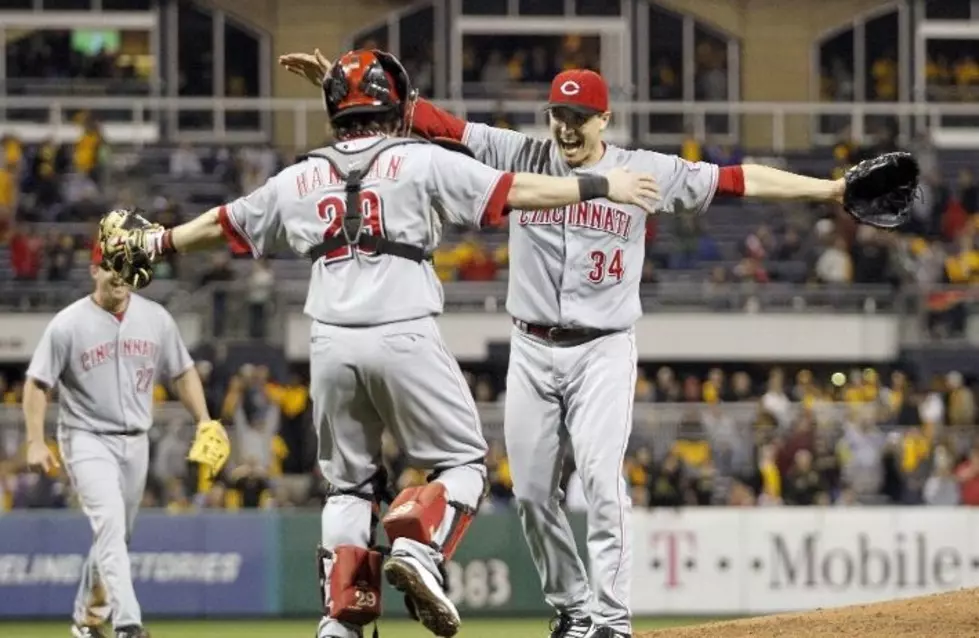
[
  {"xmin": 589, "ymin": 627, "xmax": 631, "ymax": 638},
  {"xmin": 548, "ymin": 613, "xmax": 593, "ymax": 638},
  {"xmin": 114, "ymin": 626, "xmax": 150, "ymax": 638},
  {"xmin": 383, "ymin": 556, "xmax": 460, "ymax": 637},
  {"xmin": 71, "ymin": 625, "xmax": 107, "ymax": 638}
]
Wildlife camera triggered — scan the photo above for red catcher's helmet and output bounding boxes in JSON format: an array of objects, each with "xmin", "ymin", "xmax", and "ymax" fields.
[{"xmin": 323, "ymin": 49, "xmax": 415, "ymax": 130}]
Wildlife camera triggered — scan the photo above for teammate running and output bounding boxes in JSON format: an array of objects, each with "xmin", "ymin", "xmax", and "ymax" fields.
[
  {"xmin": 23, "ymin": 230, "xmax": 217, "ymax": 638},
  {"xmin": 97, "ymin": 49, "xmax": 659, "ymax": 638}
]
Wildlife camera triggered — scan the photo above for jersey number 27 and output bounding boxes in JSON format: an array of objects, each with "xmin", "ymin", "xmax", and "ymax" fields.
[{"xmin": 316, "ymin": 189, "xmax": 386, "ymax": 264}]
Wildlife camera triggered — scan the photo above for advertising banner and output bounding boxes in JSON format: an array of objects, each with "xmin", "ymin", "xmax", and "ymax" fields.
[
  {"xmin": 0, "ymin": 512, "xmax": 276, "ymax": 618},
  {"xmin": 631, "ymin": 508, "xmax": 979, "ymax": 614}
]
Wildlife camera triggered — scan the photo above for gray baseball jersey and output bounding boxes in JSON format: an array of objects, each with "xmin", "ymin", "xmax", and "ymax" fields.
[
  {"xmin": 220, "ymin": 135, "xmax": 512, "ymax": 326},
  {"xmin": 463, "ymin": 123, "xmax": 719, "ymax": 329},
  {"xmin": 27, "ymin": 294, "xmax": 194, "ymax": 434}
]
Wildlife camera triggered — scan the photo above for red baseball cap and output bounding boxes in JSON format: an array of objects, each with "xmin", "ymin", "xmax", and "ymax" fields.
[{"xmin": 545, "ymin": 69, "xmax": 609, "ymax": 115}]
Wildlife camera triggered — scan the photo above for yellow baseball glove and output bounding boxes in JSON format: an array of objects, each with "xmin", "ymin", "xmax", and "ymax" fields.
[{"xmin": 187, "ymin": 420, "xmax": 231, "ymax": 478}]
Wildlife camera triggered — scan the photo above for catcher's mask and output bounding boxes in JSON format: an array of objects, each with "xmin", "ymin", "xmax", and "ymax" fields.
[{"xmin": 323, "ymin": 49, "xmax": 416, "ymax": 135}]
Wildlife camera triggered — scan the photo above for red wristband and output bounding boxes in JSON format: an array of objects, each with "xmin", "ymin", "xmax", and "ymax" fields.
[{"xmin": 717, "ymin": 165, "xmax": 745, "ymax": 197}]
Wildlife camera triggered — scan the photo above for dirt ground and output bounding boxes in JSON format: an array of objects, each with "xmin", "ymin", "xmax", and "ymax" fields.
[{"xmin": 642, "ymin": 588, "xmax": 979, "ymax": 637}]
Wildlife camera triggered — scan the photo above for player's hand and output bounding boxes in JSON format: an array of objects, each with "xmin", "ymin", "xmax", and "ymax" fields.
[
  {"xmin": 26, "ymin": 440, "xmax": 59, "ymax": 473},
  {"xmin": 831, "ymin": 177, "xmax": 845, "ymax": 204},
  {"xmin": 278, "ymin": 48, "xmax": 332, "ymax": 87},
  {"xmin": 605, "ymin": 167, "xmax": 660, "ymax": 214}
]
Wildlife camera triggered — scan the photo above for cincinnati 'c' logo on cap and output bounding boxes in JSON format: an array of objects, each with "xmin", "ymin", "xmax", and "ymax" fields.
[{"xmin": 560, "ymin": 80, "xmax": 580, "ymax": 96}]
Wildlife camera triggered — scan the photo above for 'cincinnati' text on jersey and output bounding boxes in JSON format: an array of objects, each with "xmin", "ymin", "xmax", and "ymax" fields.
[{"xmin": 517, "ymin": 202, "xmax": 633, "ymax": 239}]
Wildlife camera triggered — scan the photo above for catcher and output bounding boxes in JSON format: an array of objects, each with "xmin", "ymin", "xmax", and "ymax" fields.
[{"xmin": 23, "ymin": 210, "xmax": 230, "ymax": 638}]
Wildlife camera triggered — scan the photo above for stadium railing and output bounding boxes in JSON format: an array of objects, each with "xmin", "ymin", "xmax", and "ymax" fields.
[{"xmin": 1, "ymin": 96, "xmax": 977, "ymax": 150}]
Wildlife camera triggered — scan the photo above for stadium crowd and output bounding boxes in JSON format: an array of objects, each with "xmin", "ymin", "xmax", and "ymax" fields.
[{"xmin": 1, "ymin": 360, "xmax": 978, "ymax": 515}]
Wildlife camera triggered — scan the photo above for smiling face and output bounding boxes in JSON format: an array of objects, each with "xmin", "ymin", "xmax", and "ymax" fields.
[
  {"xmin": 547, "ymin": 106, "xmax": 609, "ymax": 168},
  {"xmin": 91, "ymin": 262, "xmax": 131, "ymax": 309}
]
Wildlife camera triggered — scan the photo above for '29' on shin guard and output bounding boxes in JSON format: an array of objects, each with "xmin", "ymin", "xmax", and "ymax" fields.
[{"xmin": 318, "ymin": 544, "xmax": 384, "ymax": 626}]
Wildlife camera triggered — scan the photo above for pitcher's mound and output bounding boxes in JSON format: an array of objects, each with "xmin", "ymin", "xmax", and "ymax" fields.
[{"xmin": 641, "ymin": 588, "xmax": 979, "ymax": 637}]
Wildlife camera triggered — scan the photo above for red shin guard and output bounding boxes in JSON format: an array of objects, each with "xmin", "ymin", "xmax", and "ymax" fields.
[
  {"xmin": 381, "ymin": 482, "xmax": 474, "ymax": 560},
  {"xmin": 318, "ymin": 545, "xmax": 383, "ymax": 626}
]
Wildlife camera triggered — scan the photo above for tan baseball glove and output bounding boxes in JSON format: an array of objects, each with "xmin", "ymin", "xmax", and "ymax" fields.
[
  {"xmin": 98, "ymin": 208, "xmax": 164, "ymax": 290},
  {"xmin": 187, "ymin": 420, "xmax": 231, "ymax": 478}
]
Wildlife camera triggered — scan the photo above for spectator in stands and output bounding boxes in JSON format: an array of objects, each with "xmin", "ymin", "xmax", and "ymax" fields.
[
  {"xmin": 958, "ymin": 169, "xmax": 978, "ymax": 214},
  {"xmin": 839, "ymin": 409, "xmax": 886, "ymax": 500},
  {"xmin": 782, "ymin": 449, "xmax": 821, "ymax": 505},
  {"xmin": 941, "ymin": 191, "xmax": 971, "ymax": 241},
  {"xmin": 634, "ymin": 368, "xmax": 654, "ymax": 402},
  {"xmin": 0, "ymin": 155, "xmax": 17, "ymax": 229},
  {"xmin": 953, "ymin": 55, "xmax": 979, "ymax": 91},
  {"xmin": 681, "ymin": 127, "xmax": 702, "ymax": 162},
  {"xmin": 485, "ymin": 441, "xmax": 513, "ymax": 509},
  {"xmin": 72, "ymin": 112, "xmax": 104, "ymax": 184},
  {"xmin": 702, "ymin": 265, "xmax": 733, "ymax": 310},
  {"xmin": 654, "ymin": 366, "xmax": 681, "ymax": 403},
  {"xmin": 956, "ymin": 443, "xmax": 979, "ymax": 506},
  {"xmin": 46, "ymin": 234, "xmax": 76, "ymax": 281},
  {"xmin": 481, "ymin": 51, "xmax": 510, "ymax": 93},
  {"xmin": 815, "ymin": 235, "xmax": 853, "ymax": 284},
  {"xmin": 701, "ymin": 368, "xmax": 728, "ymax": 403},
  {"xmin": 730, "ymin": 371, "xmax": 754, "ymax": 402},
  {"xmin": 650, "ymin": 57, "xmax": 679, "ymax": 100},
  {"xmin": 761, "ymin": 369, "xmax": 792, "ymax": 428},
  {"xmin": 648, "ymin": 450, "xmax": 685, "ymax": 507},
  {"xmin": 732, "ymin": 255, "xmax": 769, "ymax": 284},
  {"xmin": 153, "ymin": 419, "xmax": 192, "ymax": 487},
  {"xmin": 247, "ymin": 259, "xmax": 275, "ymax": 339},
  {"xmin": 871, "ymin": 50, "xmax": 898, "ymax": 101},
  {"xmin": 229, "ymin": 458, "xmax": 272, "ymax": 508},
  {"xmin": 812, "ymin": 435, "xmax": 841, "ymax": 499},
  {"xmin": 851, "ymin": 226, "xmax": 893, "ymax": 284},
  {"xmin": 946, "ymin": 371, "xmax": 976, "ymax": 427},
  {"xmin": 924, "ymin": 445, "xmax": 960, "ymax": 506},
  {"xmin": 10, "ymin": 231, "xmax": 43, "ymax": 280},
  {"xmin": 756, "ymin": 442, "xmax": 782, "ymax": 506},
  {"xmin": 456, "ymin": 233, "xmax": 499, "ymax": 281},
  {"xmin": 881, "ymin": 431, "xmax": 910, "ymax": 503},
  {"xmin": 169, "ymin": 142, "xmax": 203, "ymax": 178},
  {"xmin": 26, "ymin": 138, "xmax": 64, "ymax": 215}
]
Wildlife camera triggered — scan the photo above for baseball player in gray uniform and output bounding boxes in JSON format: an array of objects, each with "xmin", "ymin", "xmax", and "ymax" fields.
[
  {"xmin": 101, "ymin": 50, "xmax": 659, "ymax": 638},
  {"xmin": 402, "ymin": 70, "xmax": 844, "ymax": 638},
  {"xmin": 23, "ymin": 238, "xmax": 212, "ymax": 638}
]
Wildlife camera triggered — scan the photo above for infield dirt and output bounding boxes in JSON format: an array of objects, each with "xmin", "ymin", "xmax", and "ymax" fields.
[{"xmin": 641, "ymin": 588, "xmax": 979, "ymax": 637}]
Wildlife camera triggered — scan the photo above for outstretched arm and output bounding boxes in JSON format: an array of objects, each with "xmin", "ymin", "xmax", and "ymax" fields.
[
  {"xmin": 135, "ymin": 177, "xmax": 280, "ymax": 260},
  {"xmin": 723, "ymin": 164, "xmax": 844, "ymax": 202}
]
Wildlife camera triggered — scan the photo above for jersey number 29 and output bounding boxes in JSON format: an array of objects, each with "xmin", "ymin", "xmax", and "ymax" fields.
[
  {"xmin": 588, "ymin": 247, "xmax": 624, "ymax": 283},
  {"xmin": 317, "ymin": 190, "xmax": 386, "ymax": 263}
]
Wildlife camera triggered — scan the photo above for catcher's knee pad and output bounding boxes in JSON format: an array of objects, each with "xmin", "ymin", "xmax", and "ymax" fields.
[
  {"xmin": 317, "ymin": 545, "xmax": 383, "ymax": 626},
  {"xmin": 381, "ymin": 482, "xmax": 475, "ymax": 560}
]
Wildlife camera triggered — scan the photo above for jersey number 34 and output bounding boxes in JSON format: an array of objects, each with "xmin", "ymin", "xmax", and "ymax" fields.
[
  {"xmin": 316, "ymin": 189, "xmax": 386, "ymax": 263},
  {"xmin": 588, "ymin": 247, "xmax": 624, "ymax": 284}
]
